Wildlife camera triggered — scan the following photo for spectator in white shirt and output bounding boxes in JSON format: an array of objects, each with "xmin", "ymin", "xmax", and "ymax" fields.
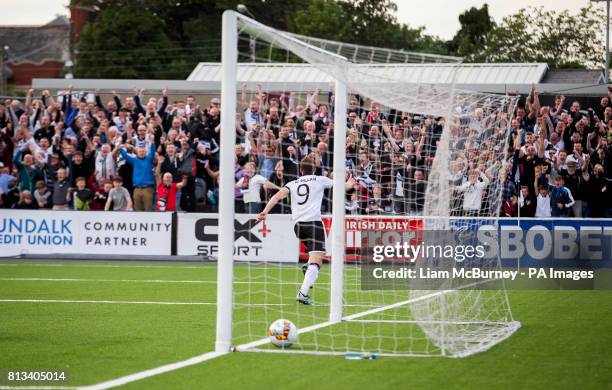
[
  {"xmin": 95, "ymin": 143, "xmax": 116, "ymax": 182},
  {"xmin": 535, "ymin": 184, "xmax": 552, "ymax": 217},
  {"xmin": 244, "ymin": 100, "xmax": 264, "ymax": 131},
  {"xmin": 457, "ymin": 170, "xmax": 490, "ymax": 216},
  {"xmin": 236, "ymin": 162, "xmax": 280, "ymax": 214}
]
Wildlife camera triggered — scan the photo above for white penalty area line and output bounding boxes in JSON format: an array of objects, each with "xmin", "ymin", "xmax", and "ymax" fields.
[{"xmin": 0, "ymin": 299, "xmax": 287, "ymax": 307}]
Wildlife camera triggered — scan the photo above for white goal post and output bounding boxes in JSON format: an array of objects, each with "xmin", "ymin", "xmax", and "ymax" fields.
[
  {"xmin": 216, "ymin": 10, "xmax": 238, "ymax": 354},
  {"xmin": 216, "ymin": 10, "xmax": 520, "ymax": 357}
]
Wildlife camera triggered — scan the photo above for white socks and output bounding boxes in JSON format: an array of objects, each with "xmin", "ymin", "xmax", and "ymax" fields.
[{"xmin": 300, "ymin": 263, "xmax": 320, "ymax": 296}]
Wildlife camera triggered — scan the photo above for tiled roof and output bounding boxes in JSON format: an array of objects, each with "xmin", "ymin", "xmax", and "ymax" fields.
[{"xmin": 0, "ymin": 17, "xmax": 70, "ymax": 65}]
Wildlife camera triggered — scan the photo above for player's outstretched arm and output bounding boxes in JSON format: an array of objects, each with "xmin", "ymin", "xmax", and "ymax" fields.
[
  {"xmin": 257, "ymin": 187, "xmax": 290, "ymax": 222},
  {"xmin": 330, "ymin": 171, "xmax": 357, "ymax": 192}
]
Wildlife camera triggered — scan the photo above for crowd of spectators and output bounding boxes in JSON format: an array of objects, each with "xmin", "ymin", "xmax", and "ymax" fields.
[
  {"xmin": 0, "ymin": 82, "xmax": 610, "ymax": 218},
  {"xmin": 499, "ymin": 86, "xmax": 612, "ymax": 218}
]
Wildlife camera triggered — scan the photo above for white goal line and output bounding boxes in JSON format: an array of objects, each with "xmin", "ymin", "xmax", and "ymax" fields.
[
  {"xmin": 235, "ymin": 278, "xmax": 498, "ymax": 353},
  {"xmin": 349, "ymin": 319, "xmax": 512, "ymax": 325},
  {"xmin": 234, "ymin": 288, "xmax": 459, "ymax": 353},
  {"xmin": 242, "ymin": 348, "xmax": 444, "ymax": 358}
]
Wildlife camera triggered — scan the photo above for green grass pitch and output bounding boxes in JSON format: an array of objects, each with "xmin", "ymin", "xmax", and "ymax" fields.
[{"xmin": 0, "ymin": 261, "xmax": 611, "ymax": 389}]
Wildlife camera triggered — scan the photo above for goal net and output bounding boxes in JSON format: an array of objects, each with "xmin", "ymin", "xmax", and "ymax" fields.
[{"xmin": 216, "ymin": 11, "xmax": 520, "ymax": 357}]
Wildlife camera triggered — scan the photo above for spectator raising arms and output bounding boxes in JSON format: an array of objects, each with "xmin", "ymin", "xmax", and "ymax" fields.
[
  {"xmin": 236, "ymin": 162, "xmax": 281, "ymax": 213},
  {"xmin": 457, "ymin": 170, "xmax": 490, "ymax": 216},
  {"xmin": 155, "ymin": 155, "xmax": 186, "ymax": 212},
  {"xmin": 0, "ymin": 84, "xmax": 609, "ymax": 218},
  {"xmin": 119, "ymin": 141, "xmax": 156, "ymax": 211}
]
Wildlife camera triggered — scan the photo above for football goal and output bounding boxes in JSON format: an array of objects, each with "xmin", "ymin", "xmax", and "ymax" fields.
[{"xmin": 216, "ymin": 10, "xmax": 520, "ymax": 358}]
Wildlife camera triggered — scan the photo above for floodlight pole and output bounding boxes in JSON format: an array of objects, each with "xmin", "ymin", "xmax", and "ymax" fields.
[
  {"xmin": 216, "ymin": 10, "xmax": 238, "ymax": 354},
  {"xmin": 329, "ymin": 80, "xmax": 347, "ymax": 322}
]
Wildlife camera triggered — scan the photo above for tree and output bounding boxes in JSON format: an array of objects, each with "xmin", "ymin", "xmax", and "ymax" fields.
[
  {"xmin": 448, "ymin": 4, "xmax": 495, "ymax": 60},
  {"xmin": 481, "ymin": 5, "xmax": 605, "ymax": 68},
  {"xmin": 73, "ymin": 0, "xmax": 451, "ymax": 78},
  {"xmin": 75, "ymin": 0, "xmax": 314, "ymax": 77},
  {"xmin": 76, "ymin": 6, "xmax": 190, "ymax": 79},
  {"xmin": 292, "ymin": 0, "xmax": 447, "ymax": 55},
  {"xmin": 291, "ymin": 0, "xmax": 353, "ymax": 42},
  {"xmin": 75, "ymin": 0, "xmax": 310, "ymax": 43},
  {"xmin": 349, "ymin": 0, "xmax": 399, "ymax": 47}
]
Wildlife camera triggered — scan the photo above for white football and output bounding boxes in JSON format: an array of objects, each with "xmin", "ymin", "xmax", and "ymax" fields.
[{"xmin": 268, "ymin": 319, "xmax": 298, "ymax": 348}]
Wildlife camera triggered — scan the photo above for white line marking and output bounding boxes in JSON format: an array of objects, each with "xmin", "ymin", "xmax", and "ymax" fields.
[
  {"xmin": 80, "ymin": 351, "xmax": 226, "ymax": 390},
  {"xmin": 0, "ymin": 263, "xmax": 345, "ymax": 274},
  {"xmin": 0, "ymin": 299, "xmax": 287, "ymax": 307},
  {"xmin": 343, "ymin": 279, "xmax": 494, "ymax": 321},
  {"xmin": 235, "ymin": 280, "xmax": 495, "ymax": 353},
  {"xmin": 233, "ymin": 293, "xmax": 447, "ymax": 352},
  {"xmin": 76, "ymin": 281, "xmax": 500, "ymax": 389},
  {"xmin": 0, "ymin": 277, "xmax": 359, "ymax": 286},
  {"xmin": 0, "ymin": 277, "xmax": 216, "ymax": 284},
  {"xmin": 342, "ymin": 291, "xmax": 443, "ymax": 321},
  {"xmin": 4, "ymin": 289, "xmax": 487, "ymax": 390},
  {"xmin": 0, "ymin": 386, "xmax": 77, "ymax": 389},
  {"xmin": 0, "ymin": 263, "xmax": 213, "ymax": 269},
  {"xmin": 0, "ymin": 263, "xmax": 322, "ymax": 271},
  {"xmin": 243, "ymin": 348, "xmax": 442, "ymax": 358},
  {"xmin": 235, "ymin": 318, "xmax": 340, "ymax": 351},
  {"xmin": 348, "ymin": 319, "xmax": 509, "ymax": 325},
  {"xmin": 0, "ymin": 278, "xmax": 375, "ymax": 290},
  {"xmin": 73, "ymin": 294, "xmax": 425, "ymax": 389},
  {"xmin": 0, "ymin": 299, "xmax": 215, "ymax": 305}
]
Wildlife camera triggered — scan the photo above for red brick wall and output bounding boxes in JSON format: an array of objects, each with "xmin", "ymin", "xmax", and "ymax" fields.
[{"xmin": 7, "ymin": 62, "xmax": 65, "ymax": 86}]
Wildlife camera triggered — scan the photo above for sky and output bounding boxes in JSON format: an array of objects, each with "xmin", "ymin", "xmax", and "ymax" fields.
[
  {"xmin": 395, "ymin": 0, "xmax": 594, "ymax": 39},
  {"xmin": 0, "ymin": 0, "xmax": 600, "ymax": 40}
]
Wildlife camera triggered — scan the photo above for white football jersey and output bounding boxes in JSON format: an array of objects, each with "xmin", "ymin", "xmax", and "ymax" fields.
[{"xmin": 285, "ymin": 175, "xmax": 333, "ymax": 222}]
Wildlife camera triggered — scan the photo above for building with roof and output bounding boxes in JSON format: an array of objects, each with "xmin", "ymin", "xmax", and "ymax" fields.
[
  {"xmin": 33, "ymin": 61, "xmax": 608, "ymax": 103},
  {"xmin": 0, "ymin": 5, "xmax": 93, "ymax": 87},
  {"xmin": 185, "ymin": 62, "xmax": 606, "ymax": 96},
  {"xmin": 1, "ymin": 16, "xmax": 71, "ymax": 86}
]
